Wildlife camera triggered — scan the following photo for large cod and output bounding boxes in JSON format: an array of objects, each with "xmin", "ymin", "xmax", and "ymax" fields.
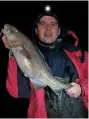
[{"xmin": 1, "ymin": 24, "xmax": 71, "ymax": 94}]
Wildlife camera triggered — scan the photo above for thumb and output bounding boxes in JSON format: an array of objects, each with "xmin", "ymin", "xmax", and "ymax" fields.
[{"xmin": 70, "ymin": 82, "xmax": 76, "ymax": 86}]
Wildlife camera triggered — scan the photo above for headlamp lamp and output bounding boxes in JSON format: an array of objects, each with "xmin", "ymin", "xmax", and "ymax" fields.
[{"xmin": 44, "ymin": 5, "xmax": 51, "ymax": 13}]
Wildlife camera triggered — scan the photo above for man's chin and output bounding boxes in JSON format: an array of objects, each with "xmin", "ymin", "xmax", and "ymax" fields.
[{"xmin": 43, "ymin": 39, "xmax": 54, "ymax": 44}]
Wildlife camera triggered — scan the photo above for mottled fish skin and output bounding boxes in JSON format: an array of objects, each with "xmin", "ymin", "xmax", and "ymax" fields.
[{"xmin": 1, "ymin": 24, "xmax": 71, "ymax": 94}]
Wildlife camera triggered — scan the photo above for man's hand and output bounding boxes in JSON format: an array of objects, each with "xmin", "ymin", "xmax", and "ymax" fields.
[
  {"xmin": 65, "ymin": 82, "xmax": 81, "ymax": 98},
  {"xmin": 2, "ymin": 35, "xmax": 9, "ymax": 49}
]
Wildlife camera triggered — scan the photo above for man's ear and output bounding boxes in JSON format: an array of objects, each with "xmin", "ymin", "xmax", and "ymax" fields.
[
  {"xmin": 35, "ymin": 28, "xmax": 37, "ymax": 35},
  {"xmin": 58, "ymin": 27, "xmax": 61, "ymax": 35}
]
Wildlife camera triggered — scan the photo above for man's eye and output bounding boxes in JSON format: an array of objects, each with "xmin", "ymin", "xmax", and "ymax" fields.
[
  {"xmin": 40, "ymin": 23, "xmax": 45, "ymax": 26},
  {"xmin": 39, "ymin": 22, "xmax": 45, "ymax": 26},
  {"xmin": 51, "ymin": 23, "xmax": 57, "ymax": 26}
]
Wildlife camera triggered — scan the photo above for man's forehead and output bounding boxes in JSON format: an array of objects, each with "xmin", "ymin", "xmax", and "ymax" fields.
[{"xmin": 39, "ymin": 16, "xmax": 57, "ymax": 22}]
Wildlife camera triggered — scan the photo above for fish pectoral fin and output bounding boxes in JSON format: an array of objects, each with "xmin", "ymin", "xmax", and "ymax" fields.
[{"xmin": 29, "ymin": 78, "xmax": 47, "ymax": 90}]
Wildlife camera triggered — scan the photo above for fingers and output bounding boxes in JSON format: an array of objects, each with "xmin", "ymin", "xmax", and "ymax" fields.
[
  {"xmin": 2, "ymin": 35, "xmax": 6, "ymax": 44},
  {"xmin": 65, "ymin": 82, "xmax": 81, "ymax": 98},
  {"xmin": 1, "ymin": 35, "xmax": 21, "ymax": 48},
  {"xmin": 1, "ymin": 35, "xmax": 9, "ymax": 49}
]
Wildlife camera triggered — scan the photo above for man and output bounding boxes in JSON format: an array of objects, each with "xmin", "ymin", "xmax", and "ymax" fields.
[{"xmin": 2, "ymin": 5, "xmax": 88, "ymax": 118}]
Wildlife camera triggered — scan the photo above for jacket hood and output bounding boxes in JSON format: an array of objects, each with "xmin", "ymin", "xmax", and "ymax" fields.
[{"xmin": 60, "ymin": 28, "xmax": 79, "ymax": 47}]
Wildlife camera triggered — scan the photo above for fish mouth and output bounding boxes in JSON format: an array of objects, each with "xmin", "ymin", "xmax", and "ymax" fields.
[{"xmin": 1, "ymin": 26, "xmax": 10, "ymax": 35}]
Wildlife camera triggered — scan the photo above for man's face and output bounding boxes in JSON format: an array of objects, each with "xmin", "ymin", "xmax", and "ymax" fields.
[{"xmin": 36, "ymin": 16, "xmax": 60, "ymax": 44}]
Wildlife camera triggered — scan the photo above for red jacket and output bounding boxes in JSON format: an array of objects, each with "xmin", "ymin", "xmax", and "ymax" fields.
[{"xmin": 5, "ymin": 30, "xmax": 88, "ymax": 118}]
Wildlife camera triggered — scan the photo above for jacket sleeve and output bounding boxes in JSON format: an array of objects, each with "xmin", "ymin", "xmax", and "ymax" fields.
[
  {"xmin": 81, "ymin": 51, "xmax": 88, "ymax": 109},
  {"xmin": 6, "ymin": 56, "xmax": 19, "ymax": 98},
  {"xmin": 77, "ymin": 51, "xmax": 88, "ymax": 109}
]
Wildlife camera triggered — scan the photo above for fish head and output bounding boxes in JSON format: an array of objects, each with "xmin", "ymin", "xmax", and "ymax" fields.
[
  {"xmin": 2, "ymin": 24, "xmax": 23, "ymax": 47},
  {"xmin": 2, "ymin": 24, "xmax": 18, "ymax": 38}
]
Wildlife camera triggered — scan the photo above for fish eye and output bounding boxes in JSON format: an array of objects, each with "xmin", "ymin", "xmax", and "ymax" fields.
[
  {"xmin": 5, "ymin": 27, "xmax": 10, "ymax": 33},
  {"xmin": 12, "ymin": 27, "xmax": 18, "ymax": 32},
  {"xmin": 15, "ymin": 29, "xmax": 18, "ymax": 32}
]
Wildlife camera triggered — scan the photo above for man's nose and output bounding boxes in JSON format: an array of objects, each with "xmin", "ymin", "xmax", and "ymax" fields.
[{"xmin": 45, "ymin": 24, "xmax": 51, "ymax": 29}]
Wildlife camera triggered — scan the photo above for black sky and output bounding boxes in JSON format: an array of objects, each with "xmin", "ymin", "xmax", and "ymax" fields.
[{"xmin": 0, "ymin": 1, "xmax": 88, "ymax": 51}]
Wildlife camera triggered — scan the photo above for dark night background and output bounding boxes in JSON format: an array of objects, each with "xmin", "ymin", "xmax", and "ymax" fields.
[{"xmin": 0, "ymin": 1, "xmax": 88, "ymax": 118}]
